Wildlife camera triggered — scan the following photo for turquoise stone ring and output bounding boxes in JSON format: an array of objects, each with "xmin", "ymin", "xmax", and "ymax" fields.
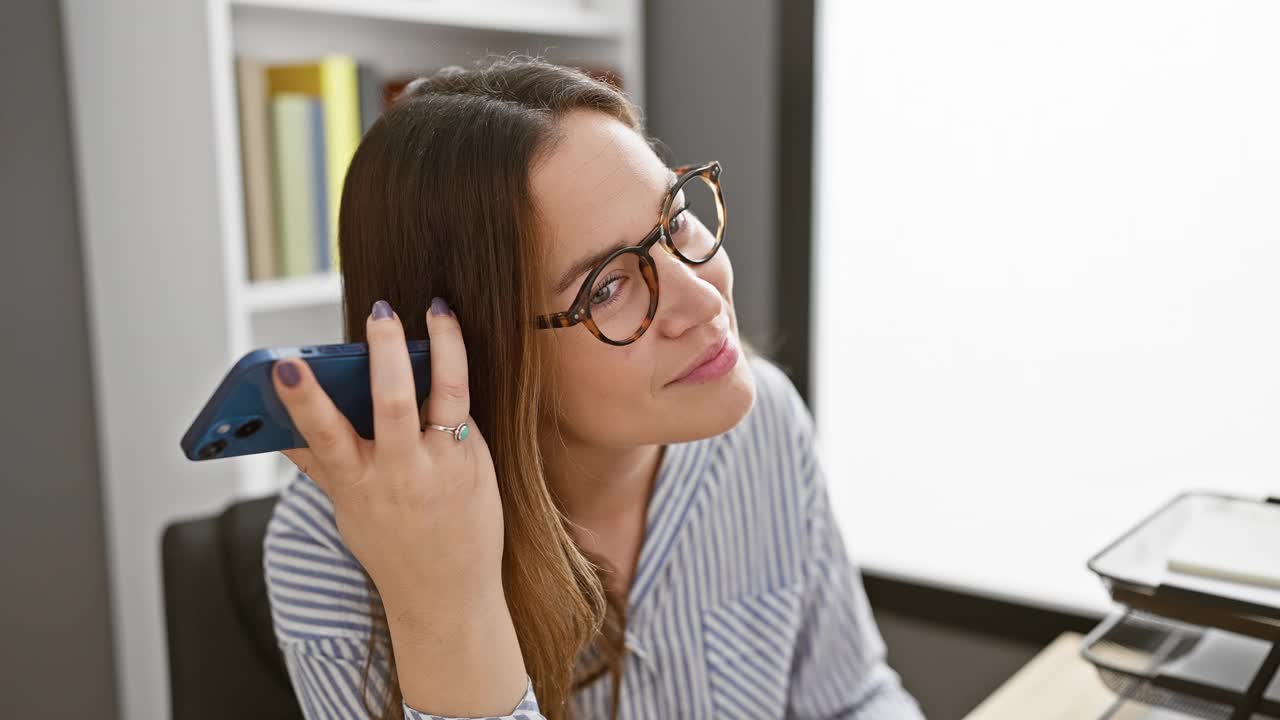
[{"xmin": 421, "ymin": 421, "xmax": 470, "ymax": 442}]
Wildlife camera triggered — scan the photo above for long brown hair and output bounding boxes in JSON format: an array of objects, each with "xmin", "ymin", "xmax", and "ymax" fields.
[{"xmin": 334, "ymin": 56, "xmax": 652, "ymax": 720}]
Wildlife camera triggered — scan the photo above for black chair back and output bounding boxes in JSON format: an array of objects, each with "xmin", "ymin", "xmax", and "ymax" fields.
[{"xmin": 162, "ymin": 494, "xmax": 303, "ymax": 720}]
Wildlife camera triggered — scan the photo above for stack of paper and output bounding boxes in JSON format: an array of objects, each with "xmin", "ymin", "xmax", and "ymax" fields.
[{"xmin": 1165, "ymin": 501, "xmax": 1280, "ymax": 590}]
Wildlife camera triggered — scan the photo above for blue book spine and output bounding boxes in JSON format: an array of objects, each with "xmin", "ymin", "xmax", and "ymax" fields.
[{"xmin": 309, "ymin": 98, "xmax": 330, "ymax": 272}]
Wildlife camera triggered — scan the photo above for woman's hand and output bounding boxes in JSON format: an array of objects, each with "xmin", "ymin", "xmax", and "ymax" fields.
[
  {"xmin": 274, "ymin": 298, "xmax": 530, "ymax": 715},
  {"xmin": 271, "ymin": 297, "xmax": 505, "ymax": 623}
]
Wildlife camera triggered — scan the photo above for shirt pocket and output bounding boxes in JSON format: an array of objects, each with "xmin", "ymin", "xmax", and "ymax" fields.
[{"xmin": 701, "ymin": 580, "xmax": 805, "ymax": 719}]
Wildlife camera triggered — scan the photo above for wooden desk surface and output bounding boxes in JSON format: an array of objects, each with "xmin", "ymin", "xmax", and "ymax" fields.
[{"xmin": 963, "ymin": 632, "xmax": 1188, "ymax": 720}]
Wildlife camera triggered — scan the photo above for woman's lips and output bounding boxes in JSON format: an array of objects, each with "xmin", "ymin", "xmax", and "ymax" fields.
[{"xmin": 669, "ymin": 336, "xmax": 739, "ymax": 385}]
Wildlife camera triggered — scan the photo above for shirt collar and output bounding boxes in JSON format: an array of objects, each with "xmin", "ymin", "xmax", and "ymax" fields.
[
  {"xmin": 571, "ymin": 435, "xmax": 721, "ymax": 678},
  {"xmin": 626, "ymin": 435, "xmax": 720, "ymax": 643}
]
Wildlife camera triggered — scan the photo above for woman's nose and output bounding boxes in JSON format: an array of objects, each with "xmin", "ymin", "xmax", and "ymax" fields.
[{"xmin": 651, "ymin": 249, "xmax": 722, "ymax": 338}]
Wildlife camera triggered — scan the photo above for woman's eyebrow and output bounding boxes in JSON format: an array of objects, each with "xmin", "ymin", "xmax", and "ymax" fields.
[
  {"xmin": 552, "ymin": 240, "xmax": 630, "ymax": 296},
  {"xmin": 550, "ymin": 169, "xmax": 680, "ymax": 296}
]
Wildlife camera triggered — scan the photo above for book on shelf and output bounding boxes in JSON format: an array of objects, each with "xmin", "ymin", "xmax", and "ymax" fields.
[
  {"xmin": 235, "ymin": 58, "xmax": 277, "ymax": 282},
  {"xmin": 270, "ymin": 94, "xmax": 320, "ymax": 278},
  {"xmin": 357, "ymin": 62, "xmax": 383, "ymax": 137},
  {"xmin": 266, "ymin": 55, "xmax": 361, "ymax": 275},
  {"xmin": 307, "ymin": 93, "xmax": 330, "ymax": 273},
  {"xmin": 237, "ymin": 54, "xmax": 386, "ymax": 285}
]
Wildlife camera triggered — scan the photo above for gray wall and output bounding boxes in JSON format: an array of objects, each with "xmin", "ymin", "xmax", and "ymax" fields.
[
  {"xmin": 0, "ymin": 2, "xmax": 120, "ymax": 718},
  {"xmin": 644, "ymin": 0, "xmax": 778, "ymax": 352}
]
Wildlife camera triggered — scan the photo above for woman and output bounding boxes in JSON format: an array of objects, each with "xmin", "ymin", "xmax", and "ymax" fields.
[{"xmin": 263, "ymin": 57, "xmax": 924, "ymax": 720}]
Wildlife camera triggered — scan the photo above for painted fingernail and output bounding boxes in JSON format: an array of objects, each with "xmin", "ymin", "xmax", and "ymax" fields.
[
  {"xmin": 371, "ymin": 299, "xmax": 393, "ymax": 320},
  {"xmin": 430, "ymin": 297, "xmax": 450, "ymax": 316},
  {"xmin": 276, "ymin": 361, "xmax": 301, "ymax": 387}
]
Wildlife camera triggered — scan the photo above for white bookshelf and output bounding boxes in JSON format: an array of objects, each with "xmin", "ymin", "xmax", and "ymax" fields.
[{"xmin": 59, "ymin": 0, "xmax": 644, "ymax": 716}]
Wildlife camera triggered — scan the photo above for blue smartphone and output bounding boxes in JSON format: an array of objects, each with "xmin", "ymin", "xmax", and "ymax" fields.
[{"xmin": 180, "ymin": 339, "xmax": 432, "ymax": 461}]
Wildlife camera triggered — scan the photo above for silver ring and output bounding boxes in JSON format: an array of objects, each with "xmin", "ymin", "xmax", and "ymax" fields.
[{"xmin": 421, "ymin": 421, "xmax": 470, "ymax": 442}]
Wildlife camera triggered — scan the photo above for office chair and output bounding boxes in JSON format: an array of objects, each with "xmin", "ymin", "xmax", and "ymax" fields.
[{"xmin": 161, "ymin": 494, "xmax": 303, "ymax": 720}]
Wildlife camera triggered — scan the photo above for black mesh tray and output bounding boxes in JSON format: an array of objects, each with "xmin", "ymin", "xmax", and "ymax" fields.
[{"xmin": 1081, "ymin": 609, "xmax": 1280, "ymax": 719}]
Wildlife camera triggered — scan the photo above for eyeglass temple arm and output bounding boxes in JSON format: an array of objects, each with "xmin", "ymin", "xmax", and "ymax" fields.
[{"xmin": 534, "ymin": 312, "xmax": 579, "ymax": 329}]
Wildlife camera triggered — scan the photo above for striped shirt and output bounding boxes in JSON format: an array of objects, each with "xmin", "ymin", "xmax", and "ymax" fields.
[{"xmin": 263, "ymin": 355, "xmax": 926, "ymax": 719}]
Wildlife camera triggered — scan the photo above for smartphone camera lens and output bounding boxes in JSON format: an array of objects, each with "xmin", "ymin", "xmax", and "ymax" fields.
[
  {"xmin": 198, "ymin": 438, "xmax": 228, "ymax": 459},
  {"xmin": 235, "ymin": 418, "xmax": 263, "ymax": 438}
]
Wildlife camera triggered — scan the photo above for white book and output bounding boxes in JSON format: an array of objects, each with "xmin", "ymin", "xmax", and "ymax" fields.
[{"xmin": 1165, "ymin": 499, "xmax": 1280, "ymax": 590}]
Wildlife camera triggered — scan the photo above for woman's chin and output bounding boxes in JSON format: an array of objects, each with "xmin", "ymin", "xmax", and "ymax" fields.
[{"xmin": 665, "ymin": 361, "xmax": 756, "ymax": 442}]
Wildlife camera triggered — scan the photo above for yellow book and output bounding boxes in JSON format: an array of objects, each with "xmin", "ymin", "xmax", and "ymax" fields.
[{"xmin": 267, "ymin": 55, "xmax": 360, "ymax": 273}]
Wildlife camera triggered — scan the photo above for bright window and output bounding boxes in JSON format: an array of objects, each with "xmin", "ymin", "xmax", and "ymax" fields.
[{"xmin": 811, "ymin": 0, "xmax": 1280, "ymax": 615}]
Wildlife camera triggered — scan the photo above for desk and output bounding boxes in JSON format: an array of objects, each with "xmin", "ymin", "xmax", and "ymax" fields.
[{"xmin": 964, "ymin": 632, "xmax": 1197, "ymax": 720}]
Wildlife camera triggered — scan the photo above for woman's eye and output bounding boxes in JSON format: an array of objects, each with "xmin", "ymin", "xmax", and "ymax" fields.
[
  {"xmin": 669, "ymin": 207, "xmax": 688, "ymax": 235},
  {"xmin": 591, "ymin": 277, "xmax": 623, "ymax": 306}
]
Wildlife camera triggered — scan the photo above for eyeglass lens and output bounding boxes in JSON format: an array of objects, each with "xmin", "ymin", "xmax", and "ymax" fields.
[{"xmin": 586, "ymin": 173, "xmax": 722, "ymax": 343}]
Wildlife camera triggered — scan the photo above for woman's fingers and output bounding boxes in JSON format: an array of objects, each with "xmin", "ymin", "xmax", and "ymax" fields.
[
  {"xmin": 422, "ymin": 297, "xmax": 471, "ymax": 445},
  {"xmin": 280, "ymin": 447, "xmax": 323, "ymax": 490},
  {"xmin": 367, "ymin": 300, "xmax": 422, "ymax": 460},
  {"xmin": 272, "ymin": 356, "xmax": 362, "ymax": 486}
]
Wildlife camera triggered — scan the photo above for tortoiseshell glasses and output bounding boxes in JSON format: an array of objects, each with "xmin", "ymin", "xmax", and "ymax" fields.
[{"xmin": 533, "ymin": 161, "xmax": 726, "ymax": 346}]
